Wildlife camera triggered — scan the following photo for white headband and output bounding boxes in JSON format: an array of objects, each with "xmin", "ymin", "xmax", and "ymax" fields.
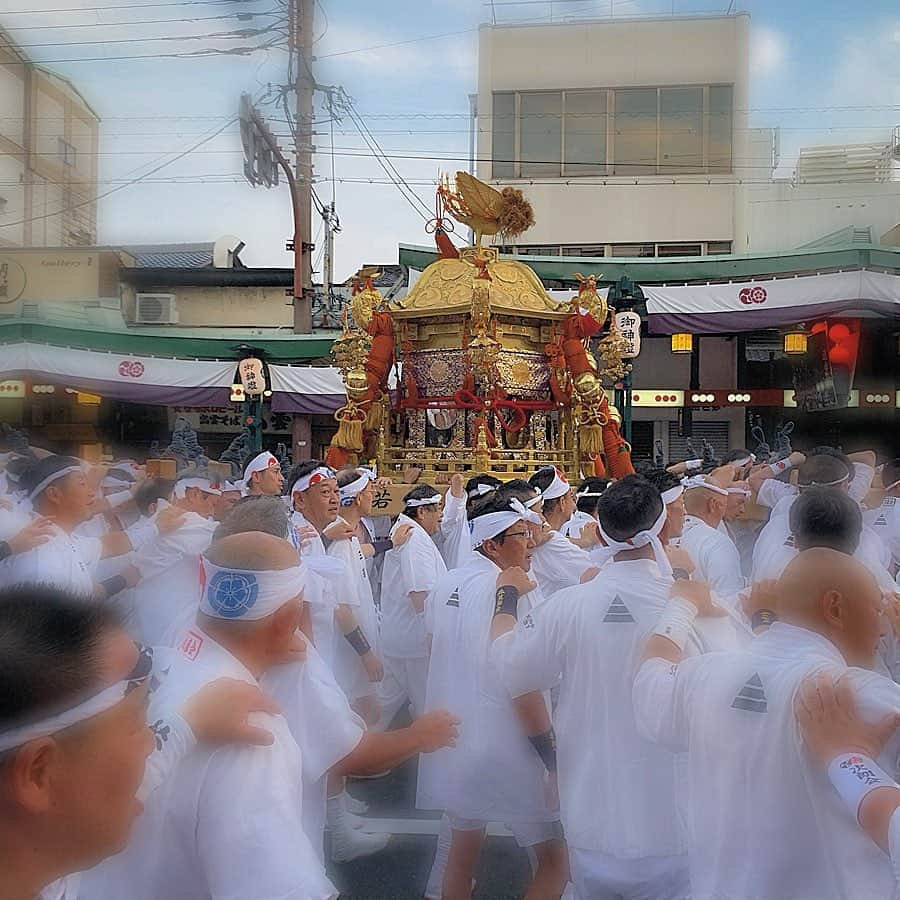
[
  {"xmin": 524, "ymin": 494, "xmax": 542, "ymax": 509},
  {"xmin": 538, "ymin": 467, "xmax": 571, "ymax": 501},
  {"xmin": 800, "ymin": 475, "xmax": 850, "ymax": 489},
  {"xmin": 0, "ymin": 644, "xmax": 153, "ymax": 753},
  {"xmin": 199, "ymin": 556, "xmax": 306, "ymax": 621},
  {"xmin": 221, "ymin": 480, "xmax": 243, "ymax": 494},
  {"xmin": 727, "ymin": 485, "xmax": 751, "ymax": 496},
  {"xmin": 730, "ymin": 456, "xmax": 755, "ymax": 468},
  {"xmin": 105, "ymin": 489, "xmax": 133, "ymax": 510},
  {"xmin": 406, "ymin": 494, "xmax": 442, "ymax": 508},
  {"xmin": 884, "ymin": 479, "xmax": 900, "ymax": 492},
  {"xmin": 28, "ymin": 465, "xmax": 81, "ymax": 501},
  {"xmin": 683, "ymin": 475, "xmax": 730, "ymax": 497},
  {"xmin": 243, "ymin": 451, "xmax": 279, "ymax": 483},
  {"xmin": 339, "ymin": 470, "xmax": 375, "ymax": 504},
  {"xmin": 661, "ymin": 485, "xmax": 684, "ymax": 505},
  {"xmin": 470, "ymin": 498, "xmax": 542, "ymax": 549},
  {"xmin": 292, "ymin": 466, "xmax": 335, "ymax": 495},
  {"xmin": 468, "ymin": 483, "xmax": 497, "ymax": 499},
  {"xmin": 597, "ymin": 504, "xmax": 672, "ymax": 577},
  {"xmin": 173, "ymin": 477, "xmax": 221, "ymax": 499}
]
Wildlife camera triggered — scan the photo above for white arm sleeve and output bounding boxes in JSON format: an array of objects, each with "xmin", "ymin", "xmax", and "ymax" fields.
[
  {"xmin": 490, "ymin": 596, "xmax": 568, "ymax": 698},
  {"xmin": 440, "ymin": 491, "xmax": 467, "ymax": 538},
  {"xmin": 756, "ymin": 478, "xmax": 796, "ymax": 510},
  {"xmin": 138, "ymin": 713, "xmax": 196, "ymax": 802},
  {"xmin": 633, "ymin": 655, "xmax": 702, "ymax": 752},
  {"xmin": 850, "ymin": 463, "xmax": 876, "ymax": 504},
  {"xmin": 889, "ymin": 808, "xmax": 900, "ymax": 887}
]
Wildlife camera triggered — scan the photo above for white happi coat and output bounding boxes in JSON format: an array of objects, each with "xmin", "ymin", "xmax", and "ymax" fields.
[
  {"xmin": 633, "ymin": 622, "xmax": 900, "ymax": 900},
  {"xmin": 530, "ymin": 529, "xmax": 593, "ymax": 598},
  {"xmin": 2, "ymin": 524, "xmax": 100, "ymax": 597},
  {"xmin": 490, "ymin": 558, "xmax": 726, "ymax": 858},
  {"xmin": 679, "ymin": 515, "xmax": 744, "ymax": 602},
  {"xmin": 436, "ymin": 490, "xmax": 471, "ymax": 570},
  {"xmin": 262, "ymin": 641, "xmax": 365, "ymax": 860},
  {"xmin": 87, "ymin": 627, "xmax": 335, "ymax": 900},
  {"xmin": 380, "ymin": 515, "xmax": 447, "ymax": 661},
  {"xmin": 132, "ymin": 503, "xmax": 216, "ymax": 645},
  {"xmin": 869, "ymin": 495, "xmax": 900, "ymax": 572},
  {"xmin": 417, "ymin": 553, "xmax": 555, "ymax": 824},
  {"xmin": 326, "ymin": 519, "xmax": 380, "ymax": 700}
]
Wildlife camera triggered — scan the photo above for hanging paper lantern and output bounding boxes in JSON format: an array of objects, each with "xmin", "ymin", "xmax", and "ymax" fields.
[
  {"xmin": 829, "ymin": 345, "xmax": 851, "ymax": 366},
  {"xmin": 829, "ymin": 323, "xmax": 851, "ymax": 342}
]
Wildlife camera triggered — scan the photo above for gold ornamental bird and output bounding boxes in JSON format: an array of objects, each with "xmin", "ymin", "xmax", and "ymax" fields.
[{"xmin": 438, "ymin": 171, "xmax": 535, "ymax": 247}]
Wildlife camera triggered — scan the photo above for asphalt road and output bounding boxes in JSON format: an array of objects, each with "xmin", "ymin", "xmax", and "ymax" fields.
[{"xmin": 327, "ymin": 753, "xmax": 533, "ymax": 899}]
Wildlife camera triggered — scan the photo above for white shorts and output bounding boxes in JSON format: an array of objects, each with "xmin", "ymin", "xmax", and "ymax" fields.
[
  {"xmin": 447, "ymin": 814, "xmax": 563, "ymax": 848},
  {"xmin": 379, "ymin": 655, "xmax": 429, "ymax": 719},
  {"xmin": 569, "ymin": 847, "xmax": 690, "ymax": 900}
]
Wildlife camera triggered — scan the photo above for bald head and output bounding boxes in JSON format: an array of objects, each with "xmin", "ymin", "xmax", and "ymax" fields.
[
  {"xmin": 778, "ymin": 548, "xmax": 883, "ymax": 667},
  {"xmin": 205, "ymin": 530, "xmax": 299, "ymax": 572},
  {"xmin": 683, "ymin": 484, "xmax": 728, "ymax": 526}
]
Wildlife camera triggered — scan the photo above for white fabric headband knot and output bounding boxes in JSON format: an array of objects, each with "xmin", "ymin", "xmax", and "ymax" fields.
[
  {"xmin": 538, "ymin": 467, "xmax": 570, "ymax": 501},
  {"xmin": 173, "ymin": 476, "xmax": 221, "ymax": 498},
  {"xmin": 660, "ymin": 484, "xmax": 684, "ymax": 505},
  {"xmin": 683, "ymin": 475, "xmax": 729, "ymax": 497},
  {"xmin": 199, "ymin": 556, "xmax": 306, "ymax": 621},
  {"xmin": 470, "ymin": 498, "xmax": 542, "ymax": 549},
  {"xmin": 292, "ymin": 466, "xmax": 335, "ymax": 495},
  {"xmin": 468, "ymin": 483, "xmax": 497, "ymax": 499},
  {"xmin": 221, "ymin": 480, "xmax": 243, "ymax": 493},
  {"xmin": 0, "ymin": 644, "xmax": 153, "ymax": 753},
  {"xmin": 339, "ymin": 470, "xmax": 376, "ymax": 504},
  {"xmin": 243, "ymin": 451, "xmax": 279, "ymax": 483},
  {"xmin": 576, "ymin": 487, "xmax": 607, "ymax": 499},
  {"xmin": 598, "ymin": 504, "xmax": 672, "ymax": 577},
  {"xmin": 406, "ymin": 494, "xmax": 441, "ymax": 508},
  {"xmin": 28, "ymin": 464, "xmax": 82, "ymax": 500}
]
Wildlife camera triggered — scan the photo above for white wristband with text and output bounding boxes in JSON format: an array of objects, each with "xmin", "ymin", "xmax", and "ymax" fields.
[
  {"xmin": 653, "ymin": 597, "xmax": 698, "ymax": 651},
  {"xmin": 827, "ymin": 753, "xmax": 896, "ymax": 823},
  {"xmin": 770, "ymin": 457, "xmax": 795, "ymax": 475}
]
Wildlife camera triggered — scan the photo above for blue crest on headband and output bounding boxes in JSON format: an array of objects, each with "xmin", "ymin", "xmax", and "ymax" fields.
[
  {"xmin": 208, "ymin": 571, "xmax": 259, "ymax": 618},
  {"xmin": 468, "ymin": 521, "xmax": 475, "ymax": 534}
]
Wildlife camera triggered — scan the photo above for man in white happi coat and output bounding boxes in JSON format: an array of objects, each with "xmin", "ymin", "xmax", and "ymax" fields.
[
  {"xmin": 524, "ymin": 468, "xmax": 595, "ymax": 596},
  {"xmin": 87, "ymin": 531, "xmax": 336, "ymax": 900},
  {"xmin": 419, "ymin": 493, "xmax": 567, "ymax": 900},
  {"xmin": 868, "ymin": 458, "xmax": 900, "ymax": 574},
  {"xmin": 490, "ymin": 475, "xmax": 719, "ymax": 900},
  {"xmin": 679, "ymin": 471, "xmax": 745, "ymax": 604},
  {"xmin": 633, "ymin": 547, "xmax": 900, "ymax": 900},
  {"xmin": 3, "ymin": 456, "xmax": 183, "ymax": 603},
  {"xmin": 242, "ymin": 449, "xmax": 285, "ymax": 498},
  {"xmin": 131, "ymin": 470, "xmax": 220, "ymax": 645},
  {"xmin": 380, "ymin": 484, "xmax": 447, "ymax": 724},
  {"xmin": 560, "ymin": 476, "xmax": 608, "ymax": 542}
]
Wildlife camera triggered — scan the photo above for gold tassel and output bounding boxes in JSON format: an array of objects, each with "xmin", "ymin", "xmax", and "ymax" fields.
[
  {"xmin": 364, "ymin": 401, "xmax": 383, "ymax": 432},
  {"xmin": 579, "ymin": 423, "xmax": 603, "ymax": 455},
  {"xmin": 332, "ymin": 415, "xmax": 364, "ymax": 452}
]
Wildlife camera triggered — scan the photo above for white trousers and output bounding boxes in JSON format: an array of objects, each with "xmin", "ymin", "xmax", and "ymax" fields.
[
  {"xmin": 569, "ymin": 847, "xmax": 690, "ymax": 900},
  {"xmin": 376, "ymin": 655, "xmax": 429, "ymax": 727}
]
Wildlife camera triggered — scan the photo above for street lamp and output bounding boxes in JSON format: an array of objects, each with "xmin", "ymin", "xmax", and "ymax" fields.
[{"xmin": 671, "ymin": 333, "xmax": 693, "ymax": 354}]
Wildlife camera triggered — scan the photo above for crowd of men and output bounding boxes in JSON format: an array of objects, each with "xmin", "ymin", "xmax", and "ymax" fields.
[{"xmin": 2, "ymin": 436, "xmax": 900, "ymax": 900}]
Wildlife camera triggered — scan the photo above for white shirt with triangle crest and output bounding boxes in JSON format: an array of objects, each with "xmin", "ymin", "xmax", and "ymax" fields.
[
  {"xmin": 633, "ymin": 622, "xmax": 900, "ymax": 900},
  {"xmin": 417, "ymin": 553, "xmax": 555, "ymax": 824}
]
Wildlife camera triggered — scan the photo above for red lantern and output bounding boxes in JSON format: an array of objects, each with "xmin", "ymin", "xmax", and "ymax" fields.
[
  {"xmin": 829, "ymin": 323, "xmax": 851, "ymax": 342},
  {"xmin": 828, "ymin": 345, "xmax": 851, "ymax": 366}
]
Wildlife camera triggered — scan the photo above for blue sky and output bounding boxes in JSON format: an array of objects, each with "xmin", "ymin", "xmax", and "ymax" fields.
[{"xmin": 3, "ymin": 0, "xmax": 899, "ymax": 279}]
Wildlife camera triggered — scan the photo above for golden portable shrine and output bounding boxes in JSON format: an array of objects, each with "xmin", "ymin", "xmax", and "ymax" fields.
[{"xmin": 325, "ymin": 173, "xmax": 635, "ymax": 483}]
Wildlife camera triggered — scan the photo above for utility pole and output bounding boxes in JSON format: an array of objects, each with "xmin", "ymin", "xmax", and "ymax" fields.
[{"xmin": 288, "ymin": 0, "xmax": 314, "ymax": 333}]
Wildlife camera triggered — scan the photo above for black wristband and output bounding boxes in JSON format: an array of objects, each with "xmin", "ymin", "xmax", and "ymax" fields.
[
  {"xmin": 494, "ymin": 584, "xmax": 520, "ymax": 619},
  {"xmin": 751, "ymin": 609, "xmax": 777, "ymax": 632},
  {"xmin": 672, "ymin": 567, "xmax": 691, "ymax": 582},
  {"xmin": 528, "ymin": 729, "xmax": 558, "ymax": 772},
  {"xmin": 345, "ymin": 626, "xmax": 372, "ymax": 656},
  {"xmin": 0, "ymin": 540, "xmax": 10, "ymax": 562},
  {"xmin": 372, "ymin": 538, "xmax": 393, "ymax": 556},
  {"xmin": 100, "ymin": 573, "xmax": 129, "ymax": 598}
]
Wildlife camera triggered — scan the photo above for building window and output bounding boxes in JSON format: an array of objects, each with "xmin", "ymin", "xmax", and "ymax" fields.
[
  {"xmin": 562, "ymin": 244, "xmax": 606, "ymax": 257},
  {"xmin": 611, "ymin": 243, "xmax": 656, "ymax": 258},
  {"xmin": 657, "ymin": 243, "xmax": 702, "ymax": 257},
  {"xmin": 490, "ymin": 85, "xmax": 733, "ymax": 178},
  {"xmin": 564, "ymin": 90, "xmax": 607, "ymax": 176},
  {"xmin": 707, "ymin": 240, "xmax": 733, "ymax": 255},
  {"xmin": 491, "ymin": 92, "xmax": 516, "ymax": 179},
  {"xmin": 58, "ymin": 139, "xmax": 77, "ymax": 168}
]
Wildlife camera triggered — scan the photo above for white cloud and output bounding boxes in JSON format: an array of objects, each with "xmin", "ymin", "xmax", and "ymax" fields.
[
  {"xmin": 750, "ymin": 25, "xmax": 787, "ymax": 77},
  {"xmin": 827, "ymin": 22, "xmax": 900, "ymax": 107}
]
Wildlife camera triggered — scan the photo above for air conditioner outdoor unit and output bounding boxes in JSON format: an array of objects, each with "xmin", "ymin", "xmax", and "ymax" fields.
[{"xmin": 135, "ymin": 293, "xmax": 178, "ymax": 325}]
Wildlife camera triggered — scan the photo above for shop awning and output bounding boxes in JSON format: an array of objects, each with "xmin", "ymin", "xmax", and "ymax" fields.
[{"xmin": 0, "ymin": 342, "xmax": 347, "ymax": 413}]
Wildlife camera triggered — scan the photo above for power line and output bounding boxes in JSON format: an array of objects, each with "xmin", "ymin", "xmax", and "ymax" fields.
[
  {"xmin": 0, "ymin": 0, "xmax": 260, "ymax": 14},
  {"xmin": 0, "ymin": 39, "xmax": 285, "ymax": 64},
  {"xmin": 6, "ymin": 24, "xmax": 281, "ymax": 51},
  {"xmin": 2, "ymin": 10, "xmax": 278, "ymax": 31},
  {"xmin": 317, "ymin": 27, "xmax": 476, "ymax": 59},
  {"xmin": 2, "ymin": 117, "xmax": 237, "ymax": 229}
]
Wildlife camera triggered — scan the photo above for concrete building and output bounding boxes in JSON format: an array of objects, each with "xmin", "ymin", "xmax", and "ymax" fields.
[{"xmin": 0, "ymin": 28, "xmax": 100, "ymax": 249}]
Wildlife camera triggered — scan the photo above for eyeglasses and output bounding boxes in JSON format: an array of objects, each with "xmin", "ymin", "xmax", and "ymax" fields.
[{"xmin": 503, "ymin": 530, "xmax": 532, "ymax": 540}]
